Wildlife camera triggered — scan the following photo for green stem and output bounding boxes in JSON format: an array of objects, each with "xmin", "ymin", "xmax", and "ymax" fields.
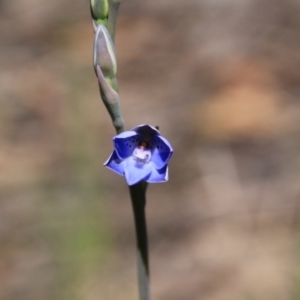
[
  {"xmin": 91, "ymin": 2, "xmax": 151, "ymax": 298},
  {"xmin": 129, "ymin": 182, "xmax": 151, "ymax": 300}
]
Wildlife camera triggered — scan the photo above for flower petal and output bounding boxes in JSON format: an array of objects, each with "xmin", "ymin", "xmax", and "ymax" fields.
[
  {"xmin": 113, "ymin": 131, "xmax": 141, "ymax": 159},
  {"xmin": 104, "ymin": 150, "xmax": 125, "ymax": 175},
  {"xmin": 151, "ymin": 135, "xmax": 173, "ymax": 169},
  {"xmin": 131, "ymin": 124, "xmax": 160, "ymax": 135},
  {"xmin": 146, "ymin": 165, "xmax": 169, "ymax": 183},
  {"xmin": 131, "ymin": 124, "xmax": 160, "ymax": 138},
  {"xmin": 124, "ymin": 157, "xmax": 153, "ymax": 186}
]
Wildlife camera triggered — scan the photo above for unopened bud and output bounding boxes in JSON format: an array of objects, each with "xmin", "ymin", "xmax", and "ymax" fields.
[
  {"xmin": 90, "ymin": 0, "xmax": 109, "ymax": 21},
  {"xmin": 93, "ymin": 24, "xmax": 117, "ymax": 78}
]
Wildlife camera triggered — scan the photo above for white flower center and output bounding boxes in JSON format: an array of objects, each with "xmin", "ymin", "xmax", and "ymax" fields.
[{"xmin": 133, "ymin": 147, "xmax": 151, "ymax": 163}]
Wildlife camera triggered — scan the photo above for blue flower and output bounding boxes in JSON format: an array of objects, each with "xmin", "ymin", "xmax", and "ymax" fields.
[{"xmin": 104, "ymin": 124, "xmax": 173, "ymax": 185}]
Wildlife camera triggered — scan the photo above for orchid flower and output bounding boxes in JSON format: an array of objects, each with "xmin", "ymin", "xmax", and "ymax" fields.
[{"xmin": 104, "ymin": 124, "xmax": 173, "ymax": 185}]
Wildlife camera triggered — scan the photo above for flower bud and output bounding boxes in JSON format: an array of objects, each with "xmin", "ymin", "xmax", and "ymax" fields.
[
  {"xmin": 90, "ymin": 0, "xmax": 109, "ymax": 21},
  {"xmin": 93, "ymin": 24, "xmax": 117, "ymax": 78}
]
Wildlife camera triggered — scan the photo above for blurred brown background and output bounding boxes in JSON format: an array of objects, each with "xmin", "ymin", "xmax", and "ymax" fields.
[{"xmin": 1, "ymin": 0, "xmax": 300, "ymax": 299}]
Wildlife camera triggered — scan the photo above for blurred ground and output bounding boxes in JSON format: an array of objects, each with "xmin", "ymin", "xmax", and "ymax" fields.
[{"xmin": 1, "ymin": 0, "xmax": 300, "ymax": 299}]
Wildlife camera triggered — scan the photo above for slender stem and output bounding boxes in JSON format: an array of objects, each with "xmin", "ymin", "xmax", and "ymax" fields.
[
  {"xmin": 91, "ymin": 2, "xmax": 151, "ymax": 298},
  {"xmin": 129, "ymin": 182, "xmax": 151, "ymax": 300}
]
